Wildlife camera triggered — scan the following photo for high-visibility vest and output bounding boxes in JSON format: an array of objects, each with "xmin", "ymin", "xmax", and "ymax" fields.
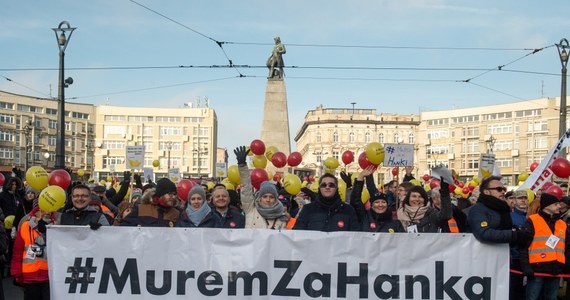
[
  {"xmin": 101, "ymin": 204, "xmax": 115, "ymax": 218},
  {"xmin": 448, "ymin": 217, "xmax": 459, "ymax": 233},
  {"xmin": 19, "ymin": 221, "xmax": 48, "ymax": 274},
  {"xmin": 286, "ymin": 217, "xmax": 296, "ymax": 230},
  {"xmin": 528, "ymin": 214, "xmax": 566, "ymax": 264}
]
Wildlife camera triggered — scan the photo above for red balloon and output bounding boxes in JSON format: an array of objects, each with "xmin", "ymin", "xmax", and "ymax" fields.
[
  {"xmin": 273, "ymin": 173, "xmax": 282, "ymax": 182},
  {"xmin": 430, "ymin": 179, "xmax": 440, "ymax": 189},
  {"xmin": 541, "ymin": 181, "xmax": 554, "ymax": 191},
  {"xmin": 287, "ymin": 152, "xmax": 303, "ymax": 167},
  {"xmin": 546, "ymin": 185, "xmax": 564, "ymax": 200},
  {"xmin": 468, "ymin": 185, "xmax": 475, "ymax": 191},
  {"xmin": 48, "ymin": 169, "xmax": 71, "ymax": 190},
  {"xmin": 530, "ymin": 161, "xmax": 539, "ymax": 172},
  {"xmin": 458, "ymin": 181, "xmax": 465, "ymax": 188},
  {"xmin": 341, "ymin": 150, "xmax": 354, "ymax": 165},
  {"xmin": 448, "ymin": 184, "xmax": 456, "ymax": 193},
  {"xmin": 422, "ymin": 174, "xmax": 430, "ymax": 182},
  {"xmin": 250, "ymin": 168, "xmax": 269, "ymax": 190},
  {"xmin": 308, "ymin": 175, "xmax": 314, "ymax": 182},
  {"xmin": 0, "ymin": 173, "xmax": 4, "ymax": 186},
  {"xmin": 177, "ymin": 179, "xmax": 196, "ymax": 202},
  {"xmin": 462, "ymin": 187, "xmax": 470, "ymax": 194},
  {"xmin": 358, "ymin": 152, "xmax": 378, "ymax": 170},
  {"xmin": 250, "ymin": 139, "xmax": 266, "ymax": 155},
  {"xmin": 391, "ymin": 167, "xmax": 399, "ymax": 176},
  {"xmin": 303, "ymin": 176, "xmax": 308, "ymax": 182},
  {"xmin": 550, "ymin": 158, "xmax": 570, "ymax": 178},
  {"xmin": 271, "ymin": 152, "xmax": 287, "ymax": 168}
]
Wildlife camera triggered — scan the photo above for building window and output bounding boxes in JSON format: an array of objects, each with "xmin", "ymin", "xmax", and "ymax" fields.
[
  {"xmin": 159, "ymin": 142, "xmax": 182, "ymax": 151},
  {"xmin": 316, "ymin": 132, "xmax": 321, "ymax": 143},
  {"xmin": 0, "ymin": 148, "xmax": 13, "ymax": 159},
  {"xmin": 48, "ymin": 120, "xmax": 57, "ymax": 129},
  {"xmin": 365, "ymin": 132, "xmax": 371, "ymax": 143},
  {"xmin": 159, "ymin": 126, "xmax": 182, "ymax": 137},
  {"xmin": 103, "ymin": 125, "xmax": 126, "ymax": 137},
  {"xmin": 48, "ymin": 136, "xmax": 56, "ymax": 146},
  {"xmin": 349, "ymin": 132, "xmax": 355, "ymax": 143},
  {"xmin": 72, "ymin": 112, "xmax": 89, "ymax": 120},
  {"xmin": 104, "ymin": 115, "xmax": 126, "ymax": 122},
  {"xmin": 394, "ymin": 133, "xmax": 399, "ymax": 143},
  {"xmin": 128, "ymin": 116, "xmax": 153, "ymax": 122},
  {"xmin": 157, "ymin": 116, "xmax": 181, "ymax": 123},
  {"xmin": 0, "ymin": 131, "xmax": 13, "ymax": 141},
  {"xmin": 467, "ymin": 159, "xmax": 479, "ymax": 169},
  {"xmin": 17, "ymin": 104, "xmax": 42, "ymax": 113},
  {"xmin": 103, "ymin": 141, "xmax": 126, "ymax": 150},
  {"xmin": 0, "ymin": 102, "xmax": 14, "ymax": 110},
  {"xmin": 463, "ymin": 127, "xmax": 479, "ymax": 137},
  {"xmin": 333, "ymin": 131, "xmax": 339, "ymax": 142},
  {"xmin": 103, "ymin": 156, "xmax": 125, "ymax": 168},
  {"xmin": 379, "ymin": 133, "xmax": 384, "ymax": 143},
  {"xmin": 0, "ymin": 114, "xmax": 14, "ymax": 124},
  {"xmin": 408, "ymin": 133, "xmax": 414, "ymax": 144},
  {"xmin": 427, "ymin": 129, "xmax": 449, "ymax": 139},
  {"xmin": 46, "ymin": 108, "xmax": 57, "ymax": 115},
  {"xmin": 487, "ymin": 123, "xmax": 512, "ymax": 134}
]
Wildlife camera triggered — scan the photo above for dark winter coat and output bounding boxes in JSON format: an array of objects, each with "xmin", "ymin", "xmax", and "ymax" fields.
[
  {"xmin": 177, "ymin": 210, "xmax": 220, "ymax": 228},
  {"xmin": 214, "ymin": 206, "xmax": 245, "ymax": 229},
  {"xmin": 350, "ymin": 179, "xmax": 403, "ymax": 233},
  {"xmin": 293, "ymin": 193, "xmax": 360, "ymax": 232}
]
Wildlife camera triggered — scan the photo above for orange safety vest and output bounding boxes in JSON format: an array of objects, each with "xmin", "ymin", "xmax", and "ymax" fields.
[
  {"xmin": 20, "ymin": 221, "xmax": 48, "ymax": 274},
  {"xmin": 448, "ymin": 217, "xmax": 459, "ymax": 233},
  {"xmin": 286, "ymin": 217, "xmax": 297, "ymax": 230},
  {"xmin": 528, "ymin": 214, "xmax": 567, "ymax": 264},
  {"xmin": 101, "ymin": 204, "xmax": 115, "ymax": 219}
]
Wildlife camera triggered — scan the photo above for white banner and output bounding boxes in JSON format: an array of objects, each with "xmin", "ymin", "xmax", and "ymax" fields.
[
  {"xmin": 48, "ymin": 227, "xmax": 508, "ymax": 300},
  {"xmin": 518, "ymin": 128, "xmax": 570, "ymax": 191}
]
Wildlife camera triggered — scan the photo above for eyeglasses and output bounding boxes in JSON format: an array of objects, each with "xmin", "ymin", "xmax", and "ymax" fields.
[
  {"xmin": 319, "ymin": 182, "xmax": 337, "ymax": 189},
  {"xmin": 487, "ymin": 187, "xmax": 507, "ymax": 193},
  {"xmin": 72, "ymin": 194, "xmax": 90, "ymax": 198}
]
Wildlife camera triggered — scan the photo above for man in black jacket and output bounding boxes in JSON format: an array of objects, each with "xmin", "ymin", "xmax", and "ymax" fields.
[
  {"xmin": 57, "ymin": 184, "xmax": 109, "ymax": 227},
  {"xmin": 293, "ymin": 173, "xmax": 360, "ymax": 232}
]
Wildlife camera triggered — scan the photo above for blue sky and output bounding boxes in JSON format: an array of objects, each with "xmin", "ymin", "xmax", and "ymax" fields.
[{"xmin": 1, "ymin": 1, "xmax": 569, "ymax": 163}]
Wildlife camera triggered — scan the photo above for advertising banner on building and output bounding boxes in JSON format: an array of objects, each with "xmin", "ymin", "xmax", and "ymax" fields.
[{"xmin": 48, "ymin": 226, "xmax": 508, "ymax": 299}]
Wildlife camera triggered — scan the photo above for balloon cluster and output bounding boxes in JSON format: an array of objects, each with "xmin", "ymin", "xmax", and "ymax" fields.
[{"xmin": 25, "ymin": 166, "xmax": 67, "ymax": 212}]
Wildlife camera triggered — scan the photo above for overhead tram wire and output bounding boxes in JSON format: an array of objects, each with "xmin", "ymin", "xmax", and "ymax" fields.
[
  {"xmin": 0, "ymin": 74, "xmax": 52, "ymax": 98},
  {"xmin": 128, "ymin": 0, "xmax": 244, "ymax": 77}
]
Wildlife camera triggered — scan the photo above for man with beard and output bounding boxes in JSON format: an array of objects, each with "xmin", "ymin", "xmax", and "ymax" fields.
[{"xmin": 293, "ymin": 173, "xmax": 360, "ymax": 232}]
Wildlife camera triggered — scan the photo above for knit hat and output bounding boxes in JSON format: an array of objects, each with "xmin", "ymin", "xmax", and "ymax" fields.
[
  {"xmin": 370, "ymin": 192, "xmax": 388, "ymax": 204},
  {"xmin": 155, "ymin": 178, "xmax": 177, "ymax": 198},
  {"xmin": 25, "ymin": 186, "xmax": 38, "ymax": 194},
  {"xmin": 540, "ymin": 192, "xmax": 560, "ymax": 210},
  {"xmin": 188, "ymin": 185, "xmax": 207, "ymax": 202},
  {"xmin": 256, "ymin": 181, "xmax": 278, "ymax": 201},
  {"xmin": 130, "ymin": 188, "xmax": 143, "ymax": 201},
  {"xmin": 93, "ymin": 185, "xmax": 106, "ymax": 193}
]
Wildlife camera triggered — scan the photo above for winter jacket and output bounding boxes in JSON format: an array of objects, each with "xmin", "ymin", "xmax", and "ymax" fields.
[
  {"xmin": 467, "ymin": 194, "xmax": 517, "ymax": 244},
  {"xmin": 350, "ymin": 179, "xmax": 403, "ymax": 233},
  {"xmin": 0, "ymin": 177, "xmax": 24, "ymax": 217},
  {"xmin": 14, "ymin": 199, "xmax": 34, "ymax": 231},
  {"xmin": 239, "ymin": 165, "xmax": 288, "ymax": 230},
  {"xmin": 397, "ymin": 190, "xmax": 452, "ymax": 233},
  {"xmin": 519, "ymin": 211, "xmax": 570, "ymax": 276},
  {"xmin": 57, "ymin": 206, "xmax": 110, "ymax": 226},
  {"xmin": 11, "ymin": 220, "xmax": 48, "ymax": 284},
  {"xmin": 176, "ymin": 210, "xmax": 220, "ymax": 228},
  {"xmin": 214, "ymin": 206, "xmax": 245, "ymax": 229},
  {"xmin": 293, "ymin": 194, "xmax": 360, "ymax": 232},
  {"xmin": 119, "ymin": 188, "xmax": 179, "ymax": 227}
]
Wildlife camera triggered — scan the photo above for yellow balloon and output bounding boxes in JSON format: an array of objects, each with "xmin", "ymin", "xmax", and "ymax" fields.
[
  {"xmin": 38, "ymin": 185, "xmax": 66, "ymax": 212},
  {"xmin": 361, "ymin": 188, "xmax": 370, "ymax": 204},
  {"xmin": 106, "ymin": 176, "xmax": 112, "ymax": 182},
  {"xmin": 207, "ymin": 182, "xmax": 215, "ymax": 191},
  {"xmin": 365, "ymin": 142, "xmax": 385, "ymax": 165},
  {"xmin": 253, "ymin": 155, "xmax": 268, "ymax": 169},
  {"xmin": 324, "ymin": 157, "xmax": 340, "ymax": 169},
  {"xmin": 424, "ymin": 185, "xmax": 431, "ymax": 192},
  {"xmin": 77, "ymin": 169, "xmax": 85, "ymax": 177},
  {"xmin": 100, "ymin": 180, "xmax": 106, "ymax": 185},
  {"xmin": 227, "ymin": 165, "xmax": 240, "ymax": 185},
  {"xmin": 4, "ymin": 215, "xmax": 14, "ymax": 230},
  {"xmin": 265, "ymin": 146, "xmax": 279, "ymax": 161},
  {"xmin": 469, "ymin": 180, "xmax": 478, "ymax": 188},
  {"xmin": 323, "ymin": 168, "xmax": 335, "ymax": 175},
  {"xmin": 152, "ymin": 160, "xmax": 160, "ymax": 167},
  {"xmin": 245, "ymin": 146, "xmax": 254, "ymax": 156},
  {"xmin": 25, "ymin": 166, "xmax": 49, "ymax": 190},
  {"xmin": 301, "ymin": 180, "xmax": 308, "ymax": 188},
  {"xmin": 337, "ymin": 180, "xmax": 347, "ymax": 201},
  {"xmin": 518, "ymin": 171, "xmax": 530, "ymax": 182},
  {"xmin": 409, "ymin": 179, "xmax": 421, "ymax": 187},
  {"xmin": 454, "ymin": 187, "xmax": 463, "ymax": 195},
  {"xmin": 525, "ymin": 188, "xmax": 536, "ymax": 203},
  {"xmin": 221, "ymin": 178, "xmax": 235, "ymax": 191},
  {"xmin": 309, "ymin": 182, "xmax": 319, "ymax": 193},
  {"xmin": 284, "ymin": 174, "xmax": 302, "ymax": 195},
  {"xmin": 472, "ymin": 175, "xmax": 481, "ymax": 184}
]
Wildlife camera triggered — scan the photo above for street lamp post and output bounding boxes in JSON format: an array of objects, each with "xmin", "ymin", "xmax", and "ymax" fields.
[
  {"xmin": 23, "ymin": 120, "xmax": 33, "ymax": 171},
  {"xmin": 52, "ymin": 21, "xmax": 76, "ymax": 170},
  {"xmin": 557, "ymin": 38, "xmax": 569, "ymax": 138},
  {"xmin": 166, "ymin": 142, "xmax": 173, "ymax": 170}
]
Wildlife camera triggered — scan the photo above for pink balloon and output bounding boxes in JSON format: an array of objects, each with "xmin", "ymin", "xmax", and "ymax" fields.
[
  {"xmin": 48, "ymin": 169, "xmax": 71, "ymax": 190},
  {"xmin": 287, "ymin": 152, "xmax": 303, "ymax": 167},
  {"xmin": 271, "ymin": 152, "xmax": 287, "ymax": 168}
]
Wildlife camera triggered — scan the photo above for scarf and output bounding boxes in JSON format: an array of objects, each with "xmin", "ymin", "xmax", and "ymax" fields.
[
  {"xmin": 477, "ymin": 194, "xmax": 513, "ymax": 229},
  {"xmin": 397, "ymin": 204, "xmax": 430, "ymax": 229},
  {"xmin": 370, "ymin": 208, "xmax": 393, "ymax": 223},
  {"xmin": 255, "ymin": 200, "xmax": 288, "ymax": 221},
  {"xmin": 186, "ymin": 201, "xmax": 211, "ymax": 226},
  {"xmin": 315, "ymin": 193, "xmax": 342, "ymax": 211}
]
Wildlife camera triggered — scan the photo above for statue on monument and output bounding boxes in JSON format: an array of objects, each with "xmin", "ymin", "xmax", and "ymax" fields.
[{"xmin": 266, "ymin": 36, "xmax": 286, "ymax": 80}]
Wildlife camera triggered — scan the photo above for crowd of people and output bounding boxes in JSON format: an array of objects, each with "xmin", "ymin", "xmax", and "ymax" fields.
[{"xmin": 0, "ymin": 146, "xmax": 568, "ymax": 299}]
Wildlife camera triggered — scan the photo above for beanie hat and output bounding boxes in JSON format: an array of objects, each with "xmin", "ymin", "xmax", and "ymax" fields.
[
  {"xmin": 130, "ymin": 188, "xmax": 143, "ymax": 201},
  {"xmin": 370, "ymin": 192, "xmax": 388, "ymax": 204},
  {"xmin": 256, "ymin": 181, "xmax": 278, "ymax": 202},
  {"xmin": 93, "ymin": 185, "xmax": 106, "ymax": 193},
  {"xmin": 188, "ymin": 185, "xmax": 207, "ymax": 202},
  {"xmin": 155, "ymin": 178, "xmax": 177, "ymax": 198},
  {"xmin": 540, "ymin": 193, "xmax": 560, "ymax": 210},
  {"xmin": 25, "ymin": 186, "xmax": 39, "ymax": 194}
]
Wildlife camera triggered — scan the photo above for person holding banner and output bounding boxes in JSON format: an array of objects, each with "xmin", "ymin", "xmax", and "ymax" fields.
[
  {"xmin": 11, "ymin": 206, "xmax": 55, "ymax": 300},
  {"xmin": 396, "ymin": 178, "xmax": 452, "ymax": 233},
  {"xmin": 235, "ymin": 146, "xmax": 290, "ymax": 230},
  {"xmin": 211, "ymin": 188, "xmax": 245, "ymax": 229},
  {"xmin": 351, "ymin": 166, "xmax": 404, "ymax": 233},
  {"xmin": 293, "ymin": 173, "xmax": 360, "ymax": 232},
  {"xmin": 518, "ymin": 192, "xmax": 569, "ymax": 300},
  {"xmin": 119, "ymin": 178, "xmax": 180, "ymax": 227},
  {"xmin": 177, "ymin": 185, "xmax": 220, "ymax": 228},
  {"xmin": 57, "ymin": 184, "xmax": 110, "ymax": 228}
]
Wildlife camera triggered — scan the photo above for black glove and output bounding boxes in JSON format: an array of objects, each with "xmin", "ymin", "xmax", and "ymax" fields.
[
  {"xmin": 134, "ymin": 173, "xmax": 142, "ymax": 184},
  {"xmin": 301, "ymin": 187, "xmax": 316, "ymax": 201},
  {"xmin": 123, "ymin": 171, "xmax": 132, "ymax": 184},
  {"xmin": 234, "ymin": 146, "xmax": 249, "ymax": 165},
  {"xmin": 439, "ymin": 176, "xmax": 449, "ymax": 193},
  {"xmin": 36, "ymin": 219, "xmax": 47, "ymax": 235},
  {"xmin": 89, "ymin": 222, "xmax": 103, "ymax": 230},
  {"xmin": 12, "ymin": 167, "xmax": 22, "ymax": 179},
  {"xmin": 340, "ymin": 171, "xmax": 352, "ymax": 189},
  {"xmin": 512, "ymin": 228, "xmax": 532, "ymax": 246}
]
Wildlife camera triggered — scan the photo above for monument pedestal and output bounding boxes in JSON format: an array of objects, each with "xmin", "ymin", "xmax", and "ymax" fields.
[{"xmin": 261, "ymin": 79, "xmax": 291, "ymax": 159}]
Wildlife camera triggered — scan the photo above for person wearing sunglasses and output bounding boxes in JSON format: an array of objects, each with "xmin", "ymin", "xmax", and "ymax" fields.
[{"xmin": 293, "ymin": 173, "xmax": 360, "ymax": 232}]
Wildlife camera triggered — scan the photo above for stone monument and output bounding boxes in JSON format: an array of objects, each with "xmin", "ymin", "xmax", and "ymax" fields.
[{"xmin": 261, "ymin": 36, "xmax": 291, "ymax": 157}]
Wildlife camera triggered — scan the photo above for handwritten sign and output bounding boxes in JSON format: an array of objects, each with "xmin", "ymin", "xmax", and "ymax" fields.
[
  {"xmin": 125, "ymin": 146, "xmax": 144, "ymax": 170},
  {"xmin": 216, "ymin": 162, "xmax": 227, "ymax": 178},
  {"xmin": 143, "ymin": 167, "xmax": 154, "ymax": 183},
  {"xmin": 478, "ymin": 153, "xmax": 496, "ymax": 179},
  {"xmin": 383, "ymin": 143, "xmax": 414, "ymax": 167},
  {"xmin": 168, "ymin": 168, "xmax": 181, "ymax": 183}
]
